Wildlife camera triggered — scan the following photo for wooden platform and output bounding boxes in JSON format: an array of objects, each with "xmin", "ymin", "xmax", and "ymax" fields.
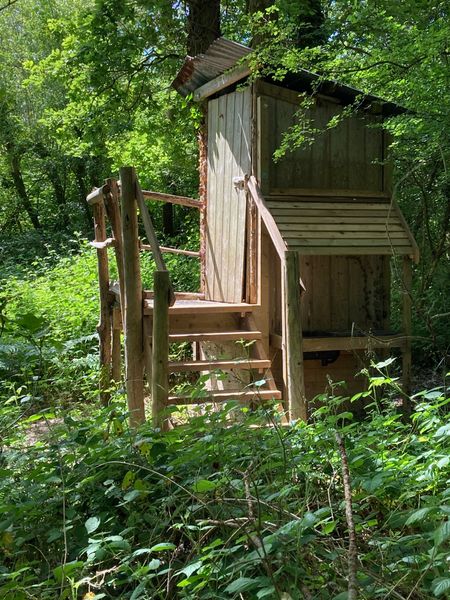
[{"xmin": 144, "ymin": 298, "xmax": 258, "ymax": 315}]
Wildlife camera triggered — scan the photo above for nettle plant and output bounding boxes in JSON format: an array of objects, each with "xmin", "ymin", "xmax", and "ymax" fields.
[{"xmin": 0, "ymin": 365, "xmax": 449, "ymax": 600}]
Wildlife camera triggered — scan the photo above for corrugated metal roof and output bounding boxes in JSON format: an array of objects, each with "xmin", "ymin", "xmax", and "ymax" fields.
[
  {"xmin": 172, "ymin": 37, "xmax": 402, "ymax": 115},
  {"xmin": 172, "ymin": 38, "xmax": 251, "ymax": 97}
]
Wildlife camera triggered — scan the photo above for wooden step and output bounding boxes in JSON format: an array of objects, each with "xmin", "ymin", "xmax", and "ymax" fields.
[
  {"xmin": 144, "ymin": 299, "xmax": 259, "ymax": 315},
  {"xmin": 168, "ymin": 330, "xmax": 262, "ymax": 343},
  {"xmin": 167, "ymin": 388, "xmax": 282, "ymax": 404},
  {"xmin": 168, "ymin": 359, "xmax": 271, "ymax": 372}
]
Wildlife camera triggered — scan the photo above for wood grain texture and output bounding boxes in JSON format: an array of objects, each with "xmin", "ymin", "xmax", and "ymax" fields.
[
  {"xmin": 152, "ymin": 271, "xmax": 170, "ymax": 429},
  {"xmin": 284, "ymin": 251, "xmax": 307, "ymax": 420},
  {"xmin": 93, "ymin": 201, "xmax": 111, "ymax": 406},
  {"xmin": 120, "ymin": 166, "xmax": 145, "ymax": 427},
  {"xmin": 206, "ymin": 88, "xmax": 251, "ymax": 302}
]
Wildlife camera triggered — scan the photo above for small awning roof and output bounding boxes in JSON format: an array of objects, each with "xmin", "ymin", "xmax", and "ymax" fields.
[
  {"xmin": 266, "ymin": 192, "xmax": 419, "ymax": 261},
  {"xmin": 172, "ymin": 37, "xmax": 403, "ymax": 116}
]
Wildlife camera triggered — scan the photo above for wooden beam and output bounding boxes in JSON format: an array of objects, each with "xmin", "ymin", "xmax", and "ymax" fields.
[
  {"xmin": 168, "ymin": 359, "xmax": 271, "ymax": 372},
  {"xmin": 168, "ymin": 388, "xmax": 282, "ymax": 404},
  {"xmin": 270, "ymin": 188, "xmax": 390, "ymax": 199},
  {"xmin": 134, "ymin": 177, "xmax": 176, "ymax": 307},
  {"xmin": 284, "ymin": 250, "xmax": 307, "ymax": 421},
  {"xmin": 152, "ymin": 270, "xmax": 170, "ymax": 429},
  {"xmin": 111, "ymin": 306, "xmax": 121, "ymax": 383},
  {"xmin": 120, "ymin": 166, "xmax": 145, "ymax": 427},
  {"xmin": 104, "ymin": 178, "xmax": 125, "ymax": 325},
  {"xmin": 247, "ymin": 175, "xmax": 287, "ymax": 261},
  {"xmin": 93, "ymin": 201, "xmax": 111, "ymax": 406},
  {"xmin": 193, "ymin": 64, "xmax": 251, "ymax": 102},
  {"xmin": 140, "ymin": 242, "xmax": 200, "ymax": 258},
  {"xmin": 402, "ymin": 257, "xmax": 412, "ymax": 409},
  {"xmin": 87, "ymin": 184, "xmax": 110, "ymax": 206},
  {"xmin": 168, "ymin": 330, "xmax": 262, "ymax": 343},
  {"xmin": 141, "ymin": 189, "xmax": 202, "ymax": 209},
  {"xmin": 270, "ymin": 333, "xmax": 406, "ymax": 351},
  {"xmin": 90, "ymin": 237, "xmax": 116, "ymax": 249}
]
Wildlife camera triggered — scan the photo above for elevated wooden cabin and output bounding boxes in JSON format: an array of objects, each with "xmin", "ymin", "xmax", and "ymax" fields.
[
  {"xmin": 172, "ymin": 38, "xmax": 418, "ymax": 411},
  {"xmin": 88, "ymin": 38, "xmax": 418, "ymax": 426}
]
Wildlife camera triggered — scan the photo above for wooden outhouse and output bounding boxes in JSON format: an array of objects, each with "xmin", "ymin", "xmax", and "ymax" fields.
[
  {"xmin": 89, "ymin": 37, "xmax": 418, "ymax": 426},
  {"xmin": 172, "ymin": 38, "xmax": 419, "ymax": 413}
]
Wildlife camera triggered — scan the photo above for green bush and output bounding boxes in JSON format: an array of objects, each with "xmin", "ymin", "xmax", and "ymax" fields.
[{"xmin": 0, "ymin": 374, "xmax": 449, "ymax": 599}]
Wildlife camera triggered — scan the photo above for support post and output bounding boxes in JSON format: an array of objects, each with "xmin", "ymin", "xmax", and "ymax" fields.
[
  {"xmin": 92, "ymin": 200, "xmax": 111, "ymax": 405},
  {"xmin": 111, "ymin": 306, "xmax": 122, "ymax": 383},
  {"xmin": 120, "ymin": 166, "xmax": 145, "ymax": 427},
  {"xmin": 402, "ymin": 256, "xmax": 412, "ymax": 409},
  {"xmin": 104, "ymin": 178, "xmax": 125, "ymax": 323},
  {"xmin": 284, "ymin": 250, "xmax": 307, "ymax": 421},
  {"xmin": 152, "ymin": 270, "xmax": 170, "ymax": 429}
]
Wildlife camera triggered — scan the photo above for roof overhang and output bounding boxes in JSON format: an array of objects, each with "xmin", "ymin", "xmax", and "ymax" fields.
[{"xmin": 172, "ymin": 37, "xmax": 404, "ymax": 116}]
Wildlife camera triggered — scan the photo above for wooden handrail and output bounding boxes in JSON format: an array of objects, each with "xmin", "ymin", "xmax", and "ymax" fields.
[
  {"xmin": 246, "ymin": 175, "xmax": 287, "ymax": 260},
  {"xmin": 135, "ymin": 176, "xmax": 176, "ymax": 307},
  {"xmin": 246, "ymin": 176, "xmax": 306, "ymax": 293},
  {"xmin": 140, "ymin": 242, "xmax": 200, "ymax": 258},
  {"xmin": 142, "ymin": 189, "xmax": 202, "ymax": 209}
]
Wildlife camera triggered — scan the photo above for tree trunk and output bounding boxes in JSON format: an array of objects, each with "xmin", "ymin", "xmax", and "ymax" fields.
[
  {"xmin": 162, "ymin": 203, "xmax": 174, "ymax": 237},
  {"xmin": 247, "ymin": 0, "xmax": 325, "ymax": 49},
  {"xmin": 186, "ymin": 0, "xmax": 220, "ymax": 55},
  {"xmin": 8, "ymin": 149, "xmax": 41, "ymax": 230}
]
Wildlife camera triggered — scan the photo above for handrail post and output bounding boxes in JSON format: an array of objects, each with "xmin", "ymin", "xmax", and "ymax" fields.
[
  {"xmin": 402, "ymin": 256, "xmax": 412, "ymax": 414},
  {"xmin": 91, "ymin": 198, "xmax": 112, "ymax": 405},
  {"xmin": 284, "ymin": 250, "xmax": 307, "ymax": 421},
  {"xmin": 152, "ymin": 270, "xmax": 170, "ymax": 429},
  {"xmin": 120, "ymin": 166, "xmax": 145, "ymax": 427}
]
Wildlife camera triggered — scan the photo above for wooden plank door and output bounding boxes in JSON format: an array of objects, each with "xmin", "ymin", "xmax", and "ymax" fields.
[{"xmin": 206, "ymin": 87, "xmax": 252, "ymax": 302}]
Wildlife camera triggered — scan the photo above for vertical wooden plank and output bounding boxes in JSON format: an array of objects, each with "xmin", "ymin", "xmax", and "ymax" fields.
[
  {"xmin": 93, "ymin": 201, "xmax": 111, "ymax": 405},
  {"xmin": 234, "ymin": 88, "xmax": 251, "ymax": 301},
  {"xmin": 143, "ymin": 316, "xmax": 153, "ymax": 388},
  {"xmin": 299, "ymin": 255, "xmax": 313, "ymax": 331},
  {"xmin": 152, "ymin": 271, "xmax": 169, "ymax": 429},
  {"xmin": 206, "ymin": 89, "xmax": 251, "ymax": 303},
  {"xmin": 330, "ymin": 256, "xmax": 349, "ymax": 330},
  {"xmin": 104, "ymin": 178, "xmax": 125, "ymax": 322},
  {"xmin": 284, "ymin": 250, "xmax": 307, "ymax": 420},
  {"xmin": 206, "ymin": 97, "xmax": 218, "ymax": 300},
  {"xmin": 257, "ymin": 95, "xmax": 271, "ymax": 194},
  {"xmin": 111, "ymin": 306, "xmax": 121, "ymax": 383},
  {"xmin": 120, "ymin": 166, "xmax": 145, "ymax": 427},
  {"xmin": 347, "ymin": 116, "xmax": 366, "ymax": 189},
  {"xmin": 221, "ymin": 92, "xmax": 235, "ymax": 301},
  {"xmin": 402, "ymin": 257, "xmax": 412, "ymax": 407},
  {"xmin": 364, "ymin": 115, "xmax": 383, "ymax": 191},
  {"xmin": 311, "ymin": 256, "xmax": 331, "ymax": 331}
]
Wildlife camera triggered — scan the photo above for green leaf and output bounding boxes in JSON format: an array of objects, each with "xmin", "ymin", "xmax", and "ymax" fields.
[
  {"xmin": 434, "ymin": 520, "xmax": 450, "ymax": 547},
  {"xmin": 85, "ymin": 516, "xmax": 100, "ymax": 534},
  {"xmin": 149, "ymin": 543, "xmax": 176, "ymax": 552},
  {"xmin": 431, "ymin": 577, "xmax": 450, "ymax": 597},
  {"xmin": 193, "ymin": 479, "xmax": 217, "ymax": 493},
  {"xmin": 53, "ymin": 560, "xmax": 84, "ymax": 583},
  {"xmin": 322, "ymin": 521, "xmax": 336, "ymax": 534},
  {"xmin": 405, "ymin": 507, "xmax": 433, "ymax": 525},
  {"xmin": 225, "ymin": 577, "xmax": 260, "ymax": 594}
]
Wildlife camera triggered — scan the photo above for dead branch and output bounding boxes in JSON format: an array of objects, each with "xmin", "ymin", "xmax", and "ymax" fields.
[{"xmin": 335, "ymin": 431, "xmax": 358, "ymax": 600}]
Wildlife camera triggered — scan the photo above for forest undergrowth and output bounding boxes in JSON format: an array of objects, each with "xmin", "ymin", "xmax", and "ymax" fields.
[{"xmin": 0, "ymin": 241, "xmax": 449, "ymax": 600}]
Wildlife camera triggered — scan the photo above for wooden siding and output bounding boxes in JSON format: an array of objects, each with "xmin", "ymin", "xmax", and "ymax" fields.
[
  {"xmin": 206, "ymin": 87, "xmax": 252, "ymax": 302},
  {"xmin": 299, "ymin": 255, "xmax": 390, "ymax": 332},
  {"xmin": 257, "ymin": 82, "xmax": 384, "ymax": 194}
]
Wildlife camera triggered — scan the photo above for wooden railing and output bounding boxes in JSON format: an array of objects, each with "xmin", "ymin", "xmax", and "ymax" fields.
[
  {"xmin": 88, "ymin": 167, "xmax": 203, "ymax": 427},
  {"xmin": 246, "ymin": 175, "xmax": 307, "ymax": 421}
]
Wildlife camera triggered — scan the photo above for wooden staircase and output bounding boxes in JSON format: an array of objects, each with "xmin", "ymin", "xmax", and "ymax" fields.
[
  {"xmin": 89, "ymin": 168, "xmax": 284, "ymax": 427},
  {"xmin": 142, "ymin": 298, "xmax": 282, "ymax": 406}
]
